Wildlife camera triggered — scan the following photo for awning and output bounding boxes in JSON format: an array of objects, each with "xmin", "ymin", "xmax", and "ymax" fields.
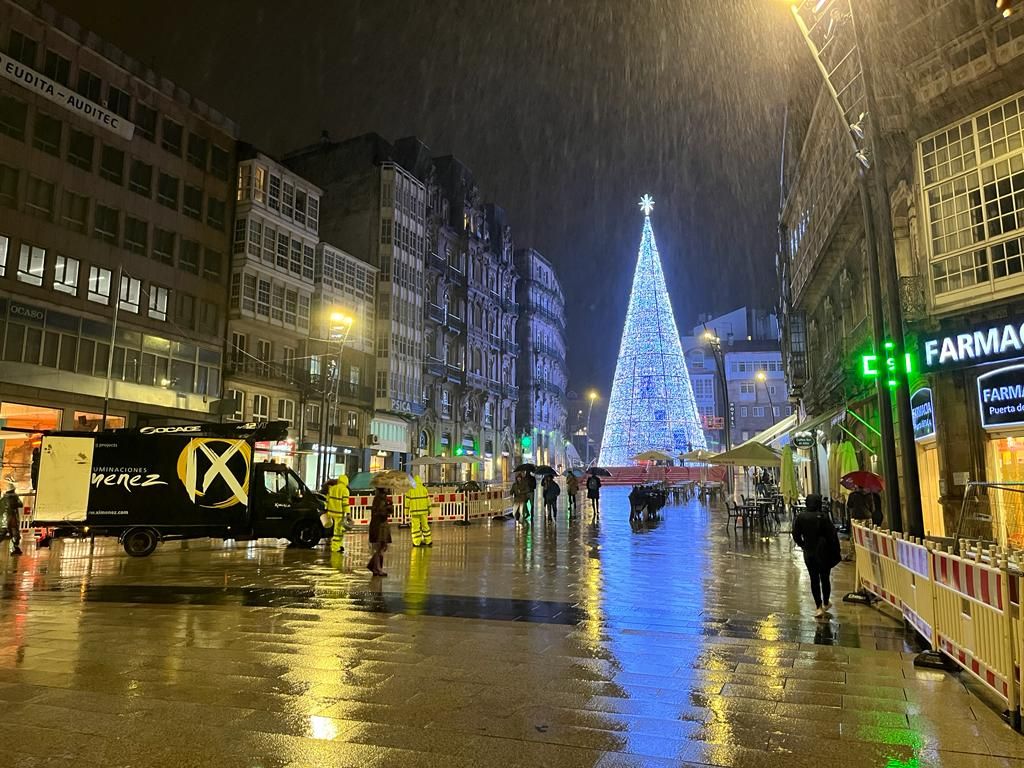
[
  {"xmin": 740, "ymin": 413, "xmax": 798, "ymax": 449},
  {"xmin": 794, "ymin": 406, "xmax": 846, "ymax": 438}
]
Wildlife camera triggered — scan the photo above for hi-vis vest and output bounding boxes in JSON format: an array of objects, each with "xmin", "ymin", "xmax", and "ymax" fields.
[
  {"xmin": 326, "ymin": 479, "xmax": 350, "ymax": 514},
  {"xmin": 405, "ymin": 484, "xmax": 430, "ymax": 515}
]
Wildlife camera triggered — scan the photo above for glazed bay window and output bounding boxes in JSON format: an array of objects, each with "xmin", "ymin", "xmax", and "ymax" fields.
[
  {"xmin": 119, "ymin": 274, "xmax": 141, "ymax": 313},
  {"xmin": 53, "ymin": 254, "xmax": 79, "ymax": 295},
  {"xmin": 88, "ymin": 265, "xmax": 112, "ymax": 304},
  {"xmin": 17, "ymin": 243, "xmax": 45, "ymax": 286},
  {"xmin": 921, "ymin": 90, "xmax": 1024, "ymax": 305}
]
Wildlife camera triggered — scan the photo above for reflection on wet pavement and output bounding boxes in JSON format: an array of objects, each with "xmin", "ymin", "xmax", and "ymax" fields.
[{"xmin": 1, "ymin": 487, "xmax": 1020, "ymax": 767}]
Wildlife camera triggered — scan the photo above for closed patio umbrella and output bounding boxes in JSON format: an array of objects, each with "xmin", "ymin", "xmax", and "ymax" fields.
[{"xmin": 779, "ymin": 445, "xmax": 799, "ymax": 503}]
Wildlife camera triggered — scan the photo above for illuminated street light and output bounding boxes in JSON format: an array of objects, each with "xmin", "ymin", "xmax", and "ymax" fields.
[{"xmin": 585, "ymin": 390, "xmax": 599, "ymax": 466}]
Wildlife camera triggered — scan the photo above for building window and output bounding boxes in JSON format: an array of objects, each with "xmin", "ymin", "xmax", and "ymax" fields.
[
  {"xmin": 67, "ymin": 129, "xmax": 94, "ymax": 170},
  {"xmin": 17, "ymin": 243, "xmax": 45, "ymax": 286},
  {"xmin": 284, "ymin": 290, "xmax": 297, "ymax": 325},
  {"xmin": 0, "ymin": 234, "xmax": 8, "ymax": 276},
  {"xmin": 268, "ymin": 174, "xmax": 281, "ymax": 210},
  {"xmin": 283, "ymin": 346, "xmax": 296, "ymax": 378},
  {"xmin": 134, "ymin": 103, "xmax": 156, "ymax": 142},
  {"xmin": 203, "ymin": 249, "xmax": 222, "ymax": 280},
  {"xmin": 93, "ymin": 205, "xmax": 119, "ymax": 244},
  {"xmin": 210, "ymin": 145, "xmax": 230, "ymax": 181},
  {"xmin": 230, "ymin": 332, "xmax": 247, "ymax": 370},
  {"xmin": 124, "ymin": 216, "xmax": 148, "ymax": 255},
  {"xmin": 161, "ymin": 118, "xmax": 183, "ymax": 155},
  {"xmin": 183, "ymin": 184, "xmax": 202, "ymax": 219},
  {"xmin": 298, "ymin": 295, "xmax": 310, "ymax": 329},
  {"xmin": 248, "ymin": 218, "xmax": 263, "ymax": 257},
  {"xmin": 381, "ymin": 218, "xmax": 392, "ymax": 244},
  {"xmin": 752, "ymin": 406, "xmax": 765, "ymax": 418},
  {"xmin": 157, "ymin": 173, "xmax": 179, "ymax": 210},
  {"xmin": 282, "ymin": 181, "xmax": 294, "ymax": 218},
  {"xmin": 207, "ymin": 197, "xmax": 225, "ymax": 230},
  {"xmin": 52, "ymin": 255, "xmax": 79, "ymax": 296},
  {"xmin": 32, "ymin": 113, "xmax": 61, "ymax": 156},
  {"xmin": 271, "ymin": 285, "xmax": 284, "ymax": 321},
  {"xmin": 99, "ymin": 145, "xmax": 124, "ymax": 184},
  {"xmin": 56, "ymin": 190, "xmax": 88, "ymax": 234},
  {"xmin": 119, "ymin": 275, "xmax": 141, "ymax": 313},
  {"xmin": 347, "ymin": 410, "xmax": 359, "ymax": 437},
  {"xmin": 0, "ymin": 164, "xmax": 18, "ymax": 208},
  {"xmin": 25, "ymin": 176, "xmax": 54, "ymax": 219},
  {"xmin": 256, "ymin": 339, "xmax": 271, "ymax": 376},
  {"xmin": 739, "ymin": 382, "xmax": 755, "ymax": 395},
  {"xmin": 256, "ymin": 279, "xmax": 270, "ymax": 317},
  {"xmin": 227, "ymin": 389, "xmax": 244, "ymax": 421},
  {"xmin": 8, "ymin": 30, "xmax": 38, "ymax": 67},
  {"xmin": 294, "ymin": 189, "xmax": 307, "ymax": 225},
  {"xmin": 180, "ymin": 239, "xmax": 200, "ymax": 274},
  {"xmin": 42, "ymin": 50, "xmax": 70, "ymax": 85},
  {"xmin": 252, "ymin": 394, "xmax": 270, "ymax": 420},
  {"xmin": 75, "ymin": 69, "xmax": 102, "ymax": 102},
  {"xmin": 306, "ymin": 403, "xmax": 320, "ymax": 428},
  {"xmin": 0, "ymin": 94, "xmax": 27, "ymax": 140},
  {"xmin": 128, "ymin": 159, "xmax": 152, "ymax": 197},
  {"xmin": 241, "ymin": 273, "xmax": 256, "ymax": 312},
  {"xmin": 302, "ymin": 245, "xmax": 314, "ymax": 280},
  {"xmin": 187, "ymin": 133, "xmax": 208, "ymax": 170},
  {"xmin": 88, "ymin": 266, "xmax": 112, "ymax": 304},
  {"xmin": 277, "ymin": 399, "xmax": 295, "ymax": 424},
  {"xmin": 740, "ymin": 406, "xmax": 749, "ymax": 418},
  {"xmin": 106, "ymin": 86, "xmax": 130, "ymax": 119},
  {"xmin": 153, "ymin": 228, "xmax": 175, "ymax": 265},
  {"xmin": 148, "ymin": 285, "xmax": 168, "ymax": 321},
  {"xmin": 233, "ymin": 218, "xmax": 246, "ymax": 254}
]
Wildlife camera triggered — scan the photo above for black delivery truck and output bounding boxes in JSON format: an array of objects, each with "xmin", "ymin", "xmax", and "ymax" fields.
[{"xmin": 32, "ymin": 421, "xmax": 325, "ymax": 556}]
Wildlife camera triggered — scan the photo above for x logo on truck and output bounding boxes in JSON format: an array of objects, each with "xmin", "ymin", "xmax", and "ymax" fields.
[{"xmin": 176, "ymin": 439, "xmax": 251, "ymax": 509}]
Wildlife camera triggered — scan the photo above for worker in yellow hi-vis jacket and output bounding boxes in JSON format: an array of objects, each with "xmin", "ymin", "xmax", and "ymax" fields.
[
  {"xmin": 326, "ymin": 474, "xmax": 350, "ymax": 552},
  {"xmin": 405, "ymin": 475, "xmax": 432, "ymax": 547}
]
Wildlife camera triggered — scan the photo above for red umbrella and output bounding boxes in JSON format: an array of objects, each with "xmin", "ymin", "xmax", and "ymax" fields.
[{"xmin": 840, "ymin": 470, "xmax": 885, "ymax": 494}]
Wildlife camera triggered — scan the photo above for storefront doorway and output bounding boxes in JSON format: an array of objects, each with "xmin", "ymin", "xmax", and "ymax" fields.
[{"xmin": 917, "ymin": 441, "xmax": 943, "ymax": 536}]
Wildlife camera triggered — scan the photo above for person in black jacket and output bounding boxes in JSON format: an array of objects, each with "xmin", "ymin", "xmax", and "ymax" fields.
[{"xmin": 792, "ymin": 493, "xmax": 842, "ymax": 618}]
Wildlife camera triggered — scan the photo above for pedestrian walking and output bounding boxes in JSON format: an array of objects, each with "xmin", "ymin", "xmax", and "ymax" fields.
[
  {"xmin": 325, "ymin": 474, "xmax": 350, "ymax": 552},
  {"xmin": 586, "ymin": 473, "xmax": 602, "ymax": 521},
  {"xmin": 542, "ymin": 475, "xmax": 560, "ymax": 521},
  {"xmin": 791, "ymin": 493, "xmax": 842, "ymax": 618},
  {"xmin": 367, "ymin": 487, "xmax": 393, "ymax": 577},
  {"xmin": 512, "ymin": 472, "xmax": 529, "ymax": 521},
  {"xmin": 1, "ymin": 483, "xmax": 23, "ymax": 556},
  {"xmin": 566, "ymin": 473, "xmax": 579, "ymax": 516},
  {"xmin": 405, "ymin": 475, "xmax": 432, "ymax": 547},
  {"xmin": 847, "ymin": 484, "xmax": 883, "ymax": 527}
]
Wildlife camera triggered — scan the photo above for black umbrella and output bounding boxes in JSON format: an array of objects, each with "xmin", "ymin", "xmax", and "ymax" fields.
[
  {"xmin": 588, "ymin": 467, "xmax": 612, "ymax": 477},
  {"xmin": 513, "ymin": 463, "xmax": 536, "ymax": 473},
  {"xmin": 534, "ymin": 465, "xmax": 556, "ymax": 476}
]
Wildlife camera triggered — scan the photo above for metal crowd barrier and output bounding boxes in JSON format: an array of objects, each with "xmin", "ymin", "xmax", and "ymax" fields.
[
  {"xmin": 343, "ymin": 484, "xmax": 513, "ymax": 528},
  {"xmin": 851, "ymin": 522, "xmax": 1021, "ymax": 729}
]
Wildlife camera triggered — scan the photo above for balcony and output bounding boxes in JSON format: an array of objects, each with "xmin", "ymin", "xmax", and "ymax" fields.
[
  {"xmin": 446, "ymin": 313, "xmax": 466, "ymax": 333},
  {"xmin": 427, "ymin": 302, "xmax": 446, "ymax": 324},
  {"xmin": 466, "ymin": 371, "xmax": 487, "ymax": 391},
  {"xmin": 447, "ymin": 264, "xmax": 466, "ymax": 285},
  {"xmin": 427, "ymin": 251, "xmax": 447, "ymax": 273},
  {"xmin": 503, "ymin": 383, "xmax": 519, "ymax": 400},
  {"xmin": 504, "ymin": 339, "xmax": 520, "ymax": 356},
  {"xmin": 445, "ymin": 363, "xmax": 465, "ymax": 384},
  {"xmin": 424, "ymin": 356, "xmax": 445, "ymax": 377}
]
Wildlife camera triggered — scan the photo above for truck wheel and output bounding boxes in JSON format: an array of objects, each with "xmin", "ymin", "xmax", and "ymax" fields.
[
  {"xmin": 122, "ymin": 528, "xmax": 159, "ymax": 557},
  {"xmin": 290, "ymin": 519, "xmax": 324, "ymax": 549}
]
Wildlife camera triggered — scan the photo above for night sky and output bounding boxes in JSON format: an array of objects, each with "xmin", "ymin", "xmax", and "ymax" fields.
[{"xmin": 55, "ymin": 0, "xmax": 798, "ymax": 395}]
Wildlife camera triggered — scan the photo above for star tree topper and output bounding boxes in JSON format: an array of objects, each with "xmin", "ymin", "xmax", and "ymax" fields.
[{"xmin": 639, "ymin": 194, "xmax": 655, "ymax": 216}]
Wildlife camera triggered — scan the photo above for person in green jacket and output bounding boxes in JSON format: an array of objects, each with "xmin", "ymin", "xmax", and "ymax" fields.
[
  {"xmin": 325, "ymin": 474, "xmax": 350, "ymax": 552},
  {"xmin": 405, "ymin": 475, "xmax": 432, "ymax": 547}
]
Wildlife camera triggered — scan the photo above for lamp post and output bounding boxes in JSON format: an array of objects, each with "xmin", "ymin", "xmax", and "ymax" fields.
[
  {"xmin": 702, "ymin": 331, "xmax": 731, "ymax": 451},
  {"xmin": 755, "ymin": 370, "xmax": 777, "ymax": 426},
  {"xmin": 585, "ymin": 390, "xmax": 598, "ymax": 466},
  {"xmin": 315, "ymin": 311, "xmax": 353, "ymax": 489}
]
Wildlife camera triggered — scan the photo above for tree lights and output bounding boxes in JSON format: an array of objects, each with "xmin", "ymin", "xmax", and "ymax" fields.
[{"xmin": 598, "ymin": 197, "xmax": 707, "ymax": 466}]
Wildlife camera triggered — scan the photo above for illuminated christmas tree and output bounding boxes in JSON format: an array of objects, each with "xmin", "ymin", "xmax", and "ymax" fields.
[{"xmin": 598, "ymin": 196, "xmax": 707, "ymax": 466}]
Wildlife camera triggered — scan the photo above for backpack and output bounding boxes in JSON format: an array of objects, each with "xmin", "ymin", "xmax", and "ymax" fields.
[{"xmin": 587, "ymin": 475, "xmax": 599, "ymax": 492}]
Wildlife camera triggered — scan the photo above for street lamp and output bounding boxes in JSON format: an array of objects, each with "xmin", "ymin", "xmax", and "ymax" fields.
[
  {"xmin": 315, "ymin": 310, "xmax": 353, "ymax": 488},
  {"xmin": 755, "ymin": 370, "xmax": 777, "ymax": 426},
  {"xmin": 702, "ymin": 331, "xmax": 732, "ymax": 452},
  {"xmin": 585, "ymin": 390, "xmax": 598, "ymax": 466}
]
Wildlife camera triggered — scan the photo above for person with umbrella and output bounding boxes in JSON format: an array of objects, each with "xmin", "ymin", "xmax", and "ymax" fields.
[
  {"xmin": 367, "ymin": 486, "xmax": 393, "ymax": 577},
  {"xmin": 586, "ymin": 471, "xmax": 603, "ymax": 521},
  {"xmin": 792, "ymin": 493, "xmax": 842, "ymax": 618},
  {"xmin": 511, "ymin": 472, "xmax": 530, "ymax": 521},
  {"xmin": 842, "ymin": 471, "xmax": 884, "ymax": 527},
  {"xmin": 541, "ymin": 474, "xmax": 561, "ymax": 522}
]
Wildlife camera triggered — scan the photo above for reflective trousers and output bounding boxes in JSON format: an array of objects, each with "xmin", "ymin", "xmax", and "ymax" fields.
[
  {"xmin": 326, "ymin": 512, "xmax": 346, "ymax": 552},
  {"xmin": 410, "ymin": 513, "xmax": 432, "ymax": 546}
]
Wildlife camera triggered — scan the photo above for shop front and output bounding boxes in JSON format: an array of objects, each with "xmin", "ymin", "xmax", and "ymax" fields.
[
  {"xmin": 921, "ymin": 317, "xmax": 1024, "ymax": 535},
  {"xmin": 911, "ymin": 387, "xmax": 943, "ymax": 536}
]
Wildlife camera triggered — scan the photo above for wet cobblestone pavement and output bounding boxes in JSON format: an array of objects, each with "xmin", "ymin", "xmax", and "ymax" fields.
[{"xmin": 1, "ymin": 488, "xmax": 1021, "ymax": 767}]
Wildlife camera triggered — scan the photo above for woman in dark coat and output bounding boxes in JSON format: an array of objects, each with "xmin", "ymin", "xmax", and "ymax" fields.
[
  {"xmin": 792, "ymin": 493, "xmax": 842, "ymax": 618},
  {"xmin": 541, "ymin": 475, "xmax": 561, "ymax": 521},
  {"xmin": 367, "ymin": 487, "xmax": 393, "ymax": 577}
]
